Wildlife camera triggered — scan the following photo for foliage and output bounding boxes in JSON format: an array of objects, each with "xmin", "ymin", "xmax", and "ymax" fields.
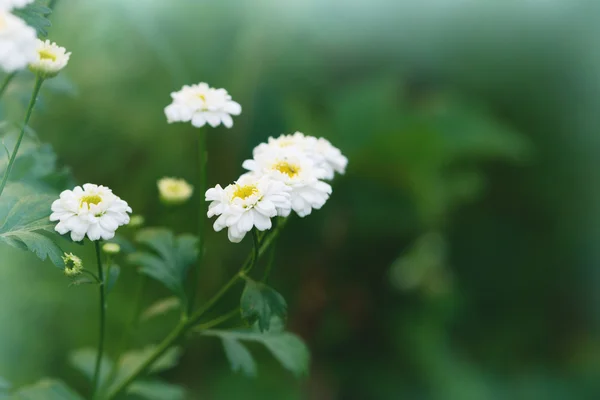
[
  {"xmin": 240, "ymin": 278, "xmax": 287, "ymax": 332},
  {"xmin": 12, "ymin": 1, "xmax": 52, "ymax": 37}
]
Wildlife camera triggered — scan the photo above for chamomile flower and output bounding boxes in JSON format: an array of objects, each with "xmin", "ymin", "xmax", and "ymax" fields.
[
  {"xmin": 206, "ymin": 174, "xmax": 291, "ymax": 243},
  {"xmin": 253, "ymin": 132, "xmax": 348, "ymax": 180},
  {"xmin": 50, "ymin": 184, "xmax": 132, "ymax": 242},
  {"xmin": 157, "ymin": 177, "xmax": 193, "ymax": 205},
  {"xmin": 62, "ymin": 253, "xmax": 83, "ymax": 276},
  {"xmin": 0, "ymin": 10, "xmax": 37, "ymax": 73},
  {"xmin": 242, "ymin": 149, "xmax": 332, "ymax": 217},
  {"xmin": 29, "ymin": 39, "xmax": 71, "ymax": 78},
  {"xmin": 0, "ymin": 0, "xmax": 34, "ymax": 11},
  {"xmin": 164, "ymin": 82, "xmax": 242, "ymax": 128}
]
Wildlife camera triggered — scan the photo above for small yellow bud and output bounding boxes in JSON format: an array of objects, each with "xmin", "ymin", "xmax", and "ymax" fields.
[
  {"xmin": 62, "ymin": 253, "xmax": 83, "ymax": 276},
  {"xmin": 102, "ymin": 243, "xmax": 121, "ymax": 255},
  {"xmin": 128, "ymin": 214, "xmax": 145, "ymax": 228},
  {"xmin": 158, "ymin": 177, "xmax": 194, "ymax": 205}
]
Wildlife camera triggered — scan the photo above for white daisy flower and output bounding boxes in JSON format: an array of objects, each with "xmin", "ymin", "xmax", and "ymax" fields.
[
  {"xmin": 253, "ymin": 132, "xmax": 348, "ymax": 180},
  {"xmin": 242, "ymin": 149, "xmax": 332, "ymax": 217},
  {"xmin": 157, "ymin": 177, "xmax": 193, "ymax": 205},
  {"xmin": 0, "ymin": 0, "xmax": 34, "ymax": 11},
  {"xmin": 50, "ymin": 184, "xmax": 132, "ymax": 242},
  {"xmin": 164, "ymin": 82, "xmax": 242, "ymax": 129},
  {"xmin": 29, "ymin": 39, "xmax": 71, "ymax": 78},
  {"xmin": 0, "ymin": 10, "xmax": 37, "ymax": 73},
  {"xmin": 206, "ymin": 174, "xmax": 291, "ymax": 243}
]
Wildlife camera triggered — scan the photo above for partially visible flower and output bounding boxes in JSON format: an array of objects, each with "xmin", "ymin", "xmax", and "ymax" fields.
[
  {"xmin": 102, "ymin": 243, "xmax": 121, "ymax": 255},
  {"xmin": 128, "ymin": 214, "xmax": 145, "ymax": 228},
  {"xmin": 62, "ymin": 252, "xmax": 83, "ymax": 276},
  {"xmin": 252, "ymin": 132, "xmax": 348, "ymax": 180},
  {"xmin": 242, "ymin": 149, "xmax": 332, "ymax": 217},
  {"xmin": 0, "ymin": 10, "xmax": 37, "ymax": 73},
  {"xmin": 164, "ymin": 82, "xmax": 242, "ymax": 128},
  {"xmin": 158, "ymin": 177, "xmax": 193, "ymax": 205},
  {"xmin": 206, "ymin": 174, "xmax": 291, "ymax": 243},
  {"xmin": 0, "ymin": 0, "xmax": 34, "ymax": 11},
  {"xmin": 29, "ymin": 39, "xmax": 71, "ymax": 78},
  {"xmin": 50, "ymin": 184, "xmax": 132, "ymax": 242}
]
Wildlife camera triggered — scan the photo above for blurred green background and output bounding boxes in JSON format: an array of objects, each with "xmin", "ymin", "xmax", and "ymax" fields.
[{"xmin": 2, "ymin": 0, "xmax": 600, "ymax": 398}]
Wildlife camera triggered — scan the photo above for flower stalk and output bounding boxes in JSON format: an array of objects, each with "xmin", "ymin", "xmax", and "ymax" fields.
[
  {"xmin": 0, "ymin": 75, "xmax": 43, "ymax": 199},
  {"xmin": 92, "ymin": 241, "xmax": 107, "ymax": 398},
  {"xmin": 0, "ymin": 72, "xmax": 16, "ymax": 98},
  {"xmin": 106, "ymin": 223, "xmax": 284, "ymax": 400}
]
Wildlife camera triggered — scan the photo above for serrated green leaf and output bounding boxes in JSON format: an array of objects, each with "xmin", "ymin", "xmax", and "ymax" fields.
[
  {"xmin": 12, "ymin": 1, "xmax": 52, "ymax": 37},
  {"xmin": 141, "ymin": 297, "xmax": 180, "ymax": 321},
  {"xmin": 0, "ymin": 194, "xmax": 64, "ymax": 267},
  {"xmin": 68, "ymin": 348, "xmax": 113, "ymax": 390},
  {"xmin": 11, "ymin": 379, "xmax": 83, "ymax": 400},
  {"xmin": 203, "ymin": 323, "xmax": 310, "ymax": 377},
  {"xmin": 240, "ymin": 279, "xmax": 287, "ymax": 332},
  {"xmin": 221, "ymin": 337, "xmax": 257, "ymax": 377},
  {"xmin": 104, "ymin": 264, "xmax": 120, "ymax": 294},
  {"xmin": 127, "ymin": 228, "xmax": 198, "ymax": 300},
  {"xmin": 128, "ymin": 380, "xmax": 185, "ymax": 400}
]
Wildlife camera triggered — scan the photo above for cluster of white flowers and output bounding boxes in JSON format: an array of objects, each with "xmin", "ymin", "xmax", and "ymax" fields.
[
  {"xmin": 0, "ymin": 1, "xmax": 70, "ymax": 75},
  {"xmin": 206, "ymin": 132, "xmax": 347, "ymax": 243},
  {"xmin": 164, "ymin": 82, "xmax": 242, "ymax": 128},
  {"xmin": 50, "ymin": 184, "xmax": 132, "ymax": 242}
]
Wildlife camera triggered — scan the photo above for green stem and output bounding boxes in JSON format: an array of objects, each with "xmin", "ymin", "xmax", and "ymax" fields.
[
  {"xmin": 262, "ymin": 241, "xmax": 277, "ymax": 282},
  {"xmin": 193, "ymin": 308, "xmax": 240, "ymax": 332},
  {"xmin": 106, "ymin": 222, "xmax": 287, "ymax": 400},
  {"xmin": 92, "ymin": 241, "xmax": 106, "ymax": 398},
  {"xmin": 189, "ymin": 129, "xmax": 207, "ymax": 315},
  {"xmin": 0, "ymin": 76, "xmax": 43, "ymax": 199},
  {"xmin": 0, "ymin": 72, "xmax": 16, "ymax": 98}
]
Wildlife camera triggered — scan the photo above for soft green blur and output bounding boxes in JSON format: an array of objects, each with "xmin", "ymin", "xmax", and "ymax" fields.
[{"xmin": 2, "ymin": 0, "xmax": 600, "ymax": 398}]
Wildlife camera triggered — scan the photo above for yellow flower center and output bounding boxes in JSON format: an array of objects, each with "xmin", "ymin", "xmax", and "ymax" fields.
[
  {"xmin": 38, "ymin": 49, "xmax": 57, "ymax": 61},
  {"xmin": 233, "ymin": 184, "xmax": 258, "ymax": 200},
  {"xmin": 166, "ymin": 182, "xmax": 185, "ymax": 194},
  {"xmin": 80, "ymin": 195, "xmax": 102, "ymax": 207},
  {"xmin": 273, "ymin": 161, "xmax": 300, "ymax": 178},
  {"xmin": 197, "ymin": 94, "xmax": 206, "ymax": 102}
]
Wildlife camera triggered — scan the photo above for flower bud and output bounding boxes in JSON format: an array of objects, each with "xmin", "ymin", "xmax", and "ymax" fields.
[
  {"xmin": 158, "ymin": 177, "xmax": 193, "ymax": 205},
  {"xmin": 62, "ymin": 252, "xmax": 83, "ymax": 276},
  {"xmin": 102, "ymin": 243, "xmax": 121, "ymax": 255}
]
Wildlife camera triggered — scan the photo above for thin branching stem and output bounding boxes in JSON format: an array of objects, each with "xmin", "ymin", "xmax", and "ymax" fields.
[
  {"xmin": 0, "ymin": 72, "xmax": 16, "ymax": 99},
  {"xmin": 106, "ymin": 223, "xmax": 287, "ymax": 400},
  {"xmin": 0, "ymin": 76, "xmax": 43, "ymax": 199}
]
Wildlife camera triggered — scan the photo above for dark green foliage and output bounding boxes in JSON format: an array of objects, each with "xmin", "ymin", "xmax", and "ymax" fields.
[{"xmin": 240, "ymin": 278, "xmax": 287, "ymax": 332}]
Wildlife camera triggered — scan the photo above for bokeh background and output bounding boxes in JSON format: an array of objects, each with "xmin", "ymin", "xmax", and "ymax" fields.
[{"xmin": 2, "ymin": 0, "xmax": 600, "ymax": 398}]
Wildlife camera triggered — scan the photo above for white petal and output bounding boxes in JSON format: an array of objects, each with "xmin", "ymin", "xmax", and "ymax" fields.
[{"xmin": 224, "ymin": 101, "xmax": 242, "ymax": 115}]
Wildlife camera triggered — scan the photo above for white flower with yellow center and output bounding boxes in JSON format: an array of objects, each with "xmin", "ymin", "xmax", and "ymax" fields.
[
  {"xmin": 164, "ymin": 82, "xmax": 242, "ymax": 128},
  {"xmin": 0, "ymin": 0, "xmax": 34, "ymax": 11},
  {"xmin": 253, "ymin": 132, "xmax": 348, "ymax": 180},
  {"xmin": 29, "ymin": 39, "xmax": 71, "ymax": 78},
  {"xmin": 242, "ymin": 149, "xmax": 332, "ymax": 217},
  {"xmin": 157, "ymin": 177, "xmax": 193, "ymax": 205},
  {"xmin": 206, "ymin": 174, "xmax": 291, "ymax": 243},
  {"xmin": 50, "ymin": 184, "xmax": 132, "ymax": 242},
  {"xmin": 0, "ymin": 10, "xmax": 37, "ymax": 73}
]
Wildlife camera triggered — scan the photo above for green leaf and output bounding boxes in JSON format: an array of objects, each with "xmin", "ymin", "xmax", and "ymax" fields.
[
  {"xmin": 203, "ymin": 323, "xmax": 310, "ymax": 377},
  {"xmin": 12, "ymin": 1, "xmax": 52, "ymax": 37},
  {"xmin": 0, "ymin": 194, "xmax": 64, "ymax": 267},
  {"xmin": 11, "ymin": 379, "xmax": 83, "ymax": 400},
  {"xmin": 68, "ymin": 348, "xmax": 113, "ymax": 390},
  {"xmin": 127, "ymin": 228, "xmax": 198, "ymax": 300},
  {"xmin": 108, "ymin": 346, "xmax": 182, "ymax": 393},
  {"xmin": 141, "ymin": 297, "xmax": 180, "ymax": 321},
  {"xmin": 128, "ymin": 380, "xmax": 185, "ymax": 400},
  {"xmin": 240, "ymin": 279, "xmax": 287, "ymax": 332},
  {"xmin": 221, "ymin": 337, "xmax": 257, "ymax": 377},
  {"xmin": 104, "ymin": 264, "xmax": 120, "ymax": 294}
]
